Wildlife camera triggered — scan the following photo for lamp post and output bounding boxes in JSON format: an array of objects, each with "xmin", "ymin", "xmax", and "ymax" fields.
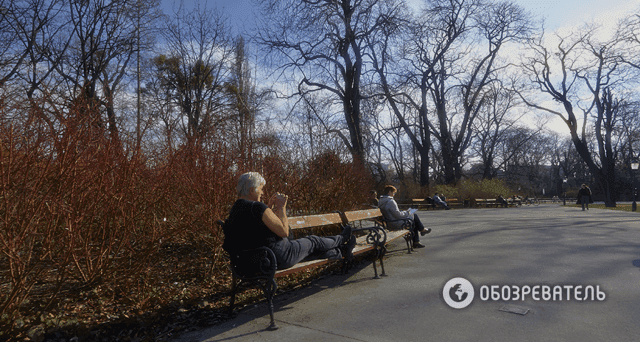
[
  {"xmin": 632, "ymin": 162, "xmax": 639, "ymax": 211},
  {"xmin": 563, "ymin": 178, "xmax": 567, "ymax": 206}
]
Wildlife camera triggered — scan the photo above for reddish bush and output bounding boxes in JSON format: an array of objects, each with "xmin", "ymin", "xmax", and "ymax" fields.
[{"xmin": 0, "ymin": 98, "xmax": 373, "ymax": 339}]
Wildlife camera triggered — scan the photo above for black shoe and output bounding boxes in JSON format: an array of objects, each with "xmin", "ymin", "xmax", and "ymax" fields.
[
  {"xmin": 341, "ymin": 234, "xmax": 357, "ymax": 259},
  {"xmin": 340, "ymin": 225, "xmax": 352, "ymax": 243},
  {"xmin": 413, "ymin": 242, "xmax": 426, "ymax": 248},
  {"xmin": 420, "ymin": 228, "xmax": 432, "ymax": 236}
]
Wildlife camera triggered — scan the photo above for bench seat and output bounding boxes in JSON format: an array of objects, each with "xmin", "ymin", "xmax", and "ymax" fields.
[{"xmin": 272, "ymin": 232, "xmax": 407, "ymax": 277}]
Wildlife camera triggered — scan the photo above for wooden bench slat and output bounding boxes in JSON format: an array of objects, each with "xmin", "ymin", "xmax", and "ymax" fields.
[
  {"xmin": 289, "ymin": 212, "xmax": 343, "ymax": 230},
  {"xmin": 274, "ymin": 258, "xmax": 333, "ymax": 277},
  {"xmin": 385, "ymin": 230, "xmax": 411, "ymax": 242},
  {"xmin": 342, "ymin": 208, "xmax": 383, "ymax": 222}
]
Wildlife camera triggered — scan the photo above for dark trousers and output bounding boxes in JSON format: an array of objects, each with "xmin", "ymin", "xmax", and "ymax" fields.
[
  {"xmin": 581, "ymin": 196, "xmax": 590, "ymax": 210},
  {"xmin": 270, "ymin": 235, "xmax": 344, "ymax": 270},
  {"xmin": 412, "ymin": 214, "xmax": 425, "ymax": 243},
  {"xmin": 435, "ymin": 201, "xmax": 449, "ymax": 209}
]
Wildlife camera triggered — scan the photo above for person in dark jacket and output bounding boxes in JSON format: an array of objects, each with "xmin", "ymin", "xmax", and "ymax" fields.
[
  {"xmin": 223, "ymin": 172, "xmax": 356, "ymax": 270},
  {"xmin": 576, "ymin": 184, "xmax": 593, "ymax": 211},
  {"xmin": 497, "ymin": 194, "xmax": 508, "ymax": 208}
]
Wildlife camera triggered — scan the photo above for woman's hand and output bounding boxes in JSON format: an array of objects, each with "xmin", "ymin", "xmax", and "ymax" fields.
[
  {"xmin": 263, "ymin": 192, "xmax": 289, "ymax": 238},
  {"xmin": 274, "ymin": 192, "xmax": 288, "ymax": 209},
  {"xmin": 268, "ymin": 192, "xmax": 288, "ymax": 208}
]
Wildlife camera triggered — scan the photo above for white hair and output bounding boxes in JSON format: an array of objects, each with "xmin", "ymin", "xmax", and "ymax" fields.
[{"xmin": 237, "ymin": 172, "xmax": 266, "ymax": 197}]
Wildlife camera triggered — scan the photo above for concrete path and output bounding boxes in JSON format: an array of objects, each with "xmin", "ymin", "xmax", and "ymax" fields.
[{"xmin": 173, "ymin": 205, "xmax": 640, "ymax": 342}]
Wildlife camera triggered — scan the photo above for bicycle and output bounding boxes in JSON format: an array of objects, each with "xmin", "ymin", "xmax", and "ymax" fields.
[{"xmin": 523, "ymin": 197, "xmax": 540, "ymax": 206}]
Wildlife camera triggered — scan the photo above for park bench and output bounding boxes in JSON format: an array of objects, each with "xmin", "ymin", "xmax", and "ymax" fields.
[
  {"xmin": 475, "ymin": 198, "xmax": 520, "ymax": 208},
  {"xmin": 218, "ymin": 209, "xmax": 413, "ymax": 330},
  {"xmin": 475, "ymin": 198, "xmax": 499, "ymax": 208},
  {"xmin": 409, "ymin": 198, "xmax": 436, "ymax": 210},
  {"xmin": 508, "ymin": 198, "xmax": 522, "ymax": 207},
  {"xmin": 341, "ymin": 208, "xmax": 415, "ymax": 257},
  {"xmin": 423, "ymin": 197, "xmax": 463, "ymax": 209},
  {"xmin": 446, "ymin": 198, "xmax": 464, "ymax": 208},
  {"xmin": 409, "ymin": 197, "xmax": 463, "ymax": 209}
]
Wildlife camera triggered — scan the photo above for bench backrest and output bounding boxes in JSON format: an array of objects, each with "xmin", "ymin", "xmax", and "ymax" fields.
[
  {"xmin": 341, "ymin": 208, "xmax": 383, "ymax": 223},
  {"xmin": 289, "ymin": 212, "xmax": 344, "ymax": 230}
]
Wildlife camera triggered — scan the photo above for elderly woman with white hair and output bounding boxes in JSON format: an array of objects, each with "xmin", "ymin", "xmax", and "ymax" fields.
[{"xmin": 222, "ymin": 172, "xmax": 356, "ymax": 270}]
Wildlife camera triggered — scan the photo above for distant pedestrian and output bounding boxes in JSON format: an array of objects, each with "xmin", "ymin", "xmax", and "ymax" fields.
[
  {"xmin": 576, "ymin": 184, "xmax": 593, "ymax": 211},
  {"xmin": 369, "ymin": 190, "xmax": 379, "ymax": 207}
]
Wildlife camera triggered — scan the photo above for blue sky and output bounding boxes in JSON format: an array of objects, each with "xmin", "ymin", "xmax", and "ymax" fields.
[
  {"xmin": 161, "ymin": 0, "xmax": 258, "ymax": 34},
  {"xmin": 161, "ymin": 0, "xmax": 640, "ymax": 34},
  {"xmin": 159, "ymin": 0, "xmax": 640, "ymax": 136}
]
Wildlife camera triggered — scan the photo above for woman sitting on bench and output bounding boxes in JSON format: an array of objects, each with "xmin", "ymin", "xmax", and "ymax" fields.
[
  {"xmin": 222, "ymin": 172, "xmax": 356, "ymax": 270},
  {"xmin": 378, "ymin": 185, "xmax": 431, "ymax": 248}
]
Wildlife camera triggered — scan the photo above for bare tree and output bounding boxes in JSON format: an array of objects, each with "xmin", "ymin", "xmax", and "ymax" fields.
[
  {"xmin": 503, "ymin": 128, "xmax": 555, "ymax": 194},
  {"xmin": 368, "ymin": 0, "xmax": 430, "ymax": 185},
  {"xmin": 224, "ymin": 36, "xmax": 274, "ymax": 170},
  {"xmin": 518, "ymin": 27, "xmax": 633, "ymax": 206},
  {"xmin": 470, "ymin": 82, "xmax": 536, "ymax": 179},
  {"xmin": 0, "ymin": 0, "xmax": 61, "ymax": 86},
  {"xmin": 371, "ymin": 0, "xmax": 533, "ymax": 185},
  {"xmin": 153, "ymin": 3, "xmax": 234, "ymax": 149},
  {"xmin": 40, "ymin": 0, "xmax": 161, "ymax": 153},
  {"xmin": 618, "ymin": 12, "xmax": 640, "ymax": 70},
  {"xmin": 254, "ymin": 0, "xmax": 406, "ymax": 166},
  {"xmin": 0, "ymin": 0, "xmax": 70, "ymax": 108}
]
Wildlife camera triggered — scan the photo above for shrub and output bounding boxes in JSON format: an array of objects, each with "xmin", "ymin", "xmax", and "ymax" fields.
[
  {"xmin": 457, "ymin": 179, "xmax": 514, "ymax": 199},
  {"xmin": 0, "ymin": 101, "xmax": 373, "ymax": 339},
  {"xmin": 428, "ymin": 179, "xmax": 514, "ymax": 201}
]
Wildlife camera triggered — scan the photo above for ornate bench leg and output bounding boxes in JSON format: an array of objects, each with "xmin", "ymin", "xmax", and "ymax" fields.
[
  {"xmin": 228, "ymin": 275, "xmax": 239, "ymax": 317},
  {"xmin": 378, "ymin": 245, "xmax": 388, "ymax": 277},
  {"xmin": 264, "ymin": 278, "xmax": 279, "ymax": 330},
  {"xmin": 371, "ymin": 256, "xmax": 380, "ymax": 279},
  {"xmin": 403, "ymin": 233, "xmax": 413, "ymax": 254}
]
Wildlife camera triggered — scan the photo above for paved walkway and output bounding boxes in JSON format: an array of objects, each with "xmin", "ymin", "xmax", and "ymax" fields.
[{"xmin": 174, "ymin": 205, "xmax": 640, "ymax": 342}]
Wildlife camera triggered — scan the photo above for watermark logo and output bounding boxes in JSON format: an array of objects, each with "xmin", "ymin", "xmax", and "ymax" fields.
[
  {"xmin": 441, "ymin": 278, "xmax": 606, "ymax": 309},
  {"xmin": 442, "ymin": 277, "xmax": 475, "ymax": 309}
]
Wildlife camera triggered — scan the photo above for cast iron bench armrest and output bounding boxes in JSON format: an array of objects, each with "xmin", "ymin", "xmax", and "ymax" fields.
[
  {"xmin": 227, "ymin": 246, "xmax": 277, "ymax": 280},
  {"xmin": 382, "ymin": 217, "xmax": 414, "ymax": 231},
  {"xmin": 353, "ymin": 225, "xmax": 387, "ymax": 246},
  {"xmin": 218, "ymin": 219, "xmax": 281, "ymax": 331}
]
